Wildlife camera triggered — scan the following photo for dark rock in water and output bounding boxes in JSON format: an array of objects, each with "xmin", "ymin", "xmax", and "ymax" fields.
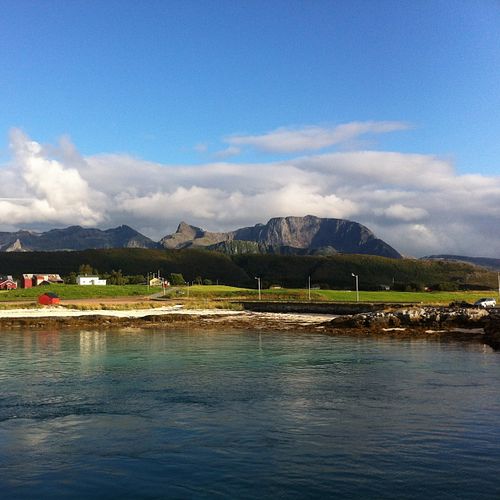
[
  {"xmin": 484, "ymin": 309, "xmax": 500, "ymax": 350},
  {"xmin": 328, "ymin": 306, "xmax": 489, "ymax": 332}
]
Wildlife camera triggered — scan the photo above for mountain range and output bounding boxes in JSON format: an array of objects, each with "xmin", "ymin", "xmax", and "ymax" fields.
[
  {"xmin": 424, "ymin": 255, "xmax": 500, "ymax": 272},
  {"xmin": 0, "ymin": 216, "xmax": 402, "ymax": 258},
  {"xmin": 0, "ymin": 225, "xmax": 157, "ymax": 252}
]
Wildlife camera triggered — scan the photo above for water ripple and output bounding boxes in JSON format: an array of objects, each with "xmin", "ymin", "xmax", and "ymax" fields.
[{"xmin": 1, "ymin": 329, "xmax": 500, "ymax": 498}]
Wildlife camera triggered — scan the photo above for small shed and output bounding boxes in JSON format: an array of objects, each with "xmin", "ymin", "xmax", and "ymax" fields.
[
  {"xmin": 38, "ymin": 292, "xmax": 61, "ymax": 305},
  {"xmin": 77, "ymin": 275, "xmax": 107, "ymax": 286}
]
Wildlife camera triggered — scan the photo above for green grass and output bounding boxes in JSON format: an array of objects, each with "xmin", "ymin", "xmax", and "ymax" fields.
[
  {"xmin": 316, "ymin": 289, "xmax": 497, "ymax": 304},
  {"xmin": 0, "ymin": 284, "xmax": 150, "ymax": 301},
  {"xmin": 174, "ymin": 286, "xmax": 498, "ymax": 305},
  {"xmin": 162, "ymin": 285, "xmax": 325, "ymax": 301},
  {"xmin": 1, "ymin": 283, "xmax": 496, "ymax": 306}
]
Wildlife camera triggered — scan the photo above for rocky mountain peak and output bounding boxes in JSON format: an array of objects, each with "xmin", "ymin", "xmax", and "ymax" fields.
[
  {"xmin": 160, "ymin": 216, "xmax": 402, "ymax": 258},
  {"xmin": 176, "ymin": 222, "xmax": 203, "ymax": 237}
]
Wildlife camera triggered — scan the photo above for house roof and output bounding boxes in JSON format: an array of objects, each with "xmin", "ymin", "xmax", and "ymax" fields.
[{"xmin": 23, "ymin": 274, "xmax": 63, "ymax": 280}]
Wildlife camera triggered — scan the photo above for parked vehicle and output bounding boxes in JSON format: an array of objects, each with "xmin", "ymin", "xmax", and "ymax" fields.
[{"xmin": 474, "ymin": 298, "xmax": 497, "ymax": 308}]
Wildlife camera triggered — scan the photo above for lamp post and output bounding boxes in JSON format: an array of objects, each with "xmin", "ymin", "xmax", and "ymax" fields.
[
  {"xmin": 351, "ymin": 273, "xmax": 359, "ymax": 302},
  {"xmin": 255, "ymin": 277, "xmax": 261, "ymax": 300}
]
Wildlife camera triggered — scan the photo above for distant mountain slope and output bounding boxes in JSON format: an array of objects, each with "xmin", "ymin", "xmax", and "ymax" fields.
[
  {"xmin": 0, "ymin": 225, "xmax": 158, "ymax": 251},
  {"xmin": 424, "ymin": 254, "xmax": 500, "ymax": 271},
  {"xmin": 0, "ymin": 216, "xmax": 401, "ymax": 257},
  {"xmin": 160, "ymin": 222, "xmax": 228, "ymax": 249},
  {"xmin": 160, "ymin": 215, "xmax": 402, "ymax": 259}
]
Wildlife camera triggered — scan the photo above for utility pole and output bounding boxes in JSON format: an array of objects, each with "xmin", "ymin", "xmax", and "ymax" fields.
[
  {"xmin": 255, "ymin": 277, "xmax": 261, "ymax": 300},
  {"xmin": 352, "ymin": 273, "xmax": 359, "ymax": 302}
]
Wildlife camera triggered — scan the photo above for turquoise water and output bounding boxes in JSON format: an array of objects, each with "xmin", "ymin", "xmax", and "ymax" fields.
[{"xmin": 1, "ymin": 329, "xmax": 500, "ymax": 499}]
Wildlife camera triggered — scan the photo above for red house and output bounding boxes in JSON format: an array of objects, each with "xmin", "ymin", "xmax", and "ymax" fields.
[
  {"xmin": 38, "ymin": 292, "xmax": 61, "ymax": 305},
  {"xmin": 0, "ymin": 276, "xmax": 17, "ymax": 290},
  {"xmin": 23, "ymin": 274, "xmax": 64, "ymax": 288}
]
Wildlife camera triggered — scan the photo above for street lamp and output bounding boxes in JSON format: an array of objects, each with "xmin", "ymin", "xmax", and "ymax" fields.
[
  {"xmin": 351, "ymin": 273, "xmax": 359, "ymax": 302},
  {"xmin": 255, "ymin": 276, "xmax": 261, "ymax": 300}
]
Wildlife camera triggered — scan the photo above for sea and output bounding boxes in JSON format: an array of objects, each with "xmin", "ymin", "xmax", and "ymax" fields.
[{"xmin": 1, "ymin": 328, "xmax": 500, "ymax": 499}]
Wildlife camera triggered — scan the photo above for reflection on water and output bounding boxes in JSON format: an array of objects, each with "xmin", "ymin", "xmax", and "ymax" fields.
[
  {"xmin": 0, "ymin": 329, "xmax": 499, "ymax": 499},
  {"xmin": 79, "ymin": 330, "xmax": 106, "ymax": 357}
]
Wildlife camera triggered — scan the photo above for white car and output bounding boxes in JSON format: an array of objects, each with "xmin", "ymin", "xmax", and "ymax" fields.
[{"xmin": 474, "ymin": 298, "xmax": 497, "ymax": 308}]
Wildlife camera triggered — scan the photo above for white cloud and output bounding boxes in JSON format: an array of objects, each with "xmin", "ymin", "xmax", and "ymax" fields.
[
  {"xmin": 225, "ymin": 121, "xmax": 410, "ymax": 153},
  {"xmin": 1, "ymin": 128, "xmax": 500, "ymax": 257},
  {"xmin": 374, "ymin": 204, "xmax": 429, "ymax": 222},
  {"xmin": 0, "ymin": 129, "xmax": 106, "ymax": 227},
  {"xmin": 213, "ymin": 146, "xmax": 241, "ymax": 159}
]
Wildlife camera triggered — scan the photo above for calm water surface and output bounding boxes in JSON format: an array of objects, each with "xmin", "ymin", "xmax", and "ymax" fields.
[{"xmin": 0, "ymin": 329, "xmax": 500, "ymax": 499}]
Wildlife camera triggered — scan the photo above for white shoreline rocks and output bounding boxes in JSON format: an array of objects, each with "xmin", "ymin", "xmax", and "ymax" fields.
[
  {"xmin": 327, "ymin": 306, "xmax": 490, "ymax": 330},
  {"xmin": 325, "ymin": 305, "xmax": 500, "ymax": 348}
]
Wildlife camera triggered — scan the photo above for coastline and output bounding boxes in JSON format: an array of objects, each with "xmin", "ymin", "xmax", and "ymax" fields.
[
  {"xmin": 0, "ymin": 304, "xmax": 494, "ymax": 347},
  {"xmin": 0, "ymin": 305, "xmax": 336, "ymax": 332}
]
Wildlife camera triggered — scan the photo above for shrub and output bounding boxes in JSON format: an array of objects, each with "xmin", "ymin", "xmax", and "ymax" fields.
[{"xmin": 170, "ymin": 273, "xmax": 186, "ymax": 286}]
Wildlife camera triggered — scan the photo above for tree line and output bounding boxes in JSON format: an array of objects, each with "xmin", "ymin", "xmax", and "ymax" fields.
[{"xmin": 0, "ymin": 248, "xmax": 496, "ymax": 291}]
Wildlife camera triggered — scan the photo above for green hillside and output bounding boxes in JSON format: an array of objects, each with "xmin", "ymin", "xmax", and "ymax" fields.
[
  {"xmin": 0, "ymin": 248, "xmax": 496, "ymax": 291},
  {"xmin": 232, "ymin": 254, "xmax": 496, "ymax": 290},
  {"xmin": 0, "ymin": 248, "xmax": 251, "ymax": 286}
]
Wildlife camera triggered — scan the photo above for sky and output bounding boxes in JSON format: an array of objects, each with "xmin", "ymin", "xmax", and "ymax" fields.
[{"xmin": 0, "ymin": 0, "xmax": 499, "ymax": 257}]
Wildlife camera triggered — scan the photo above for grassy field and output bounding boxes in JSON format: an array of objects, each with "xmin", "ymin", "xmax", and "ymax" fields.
[
  {"xmin": 164, "ymin": 285, "xmax": 497, "ymax": 305},
  {"xmin": 0, "ymin": 284, "xmax": 150, "ymax": 301},
  {"xmin": 0, "ymin": 283, "xmax": 497, "ymax": 306},
  {"xmin": 315, "ymin": 289, "xmax": 498, "ymax": 304}
]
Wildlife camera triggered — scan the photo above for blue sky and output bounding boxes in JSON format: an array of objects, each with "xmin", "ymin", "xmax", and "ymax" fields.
[
  {"xmin": 1, "ymin": 0, "xmax": 499, "ymax": 170},
  {"xmin": 0, "ymin": 0, "xmax": 500, "ymax": 253}
]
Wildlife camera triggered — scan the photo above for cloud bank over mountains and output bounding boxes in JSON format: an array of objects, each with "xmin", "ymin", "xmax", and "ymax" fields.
[{"xmin": 0, "ymin": 126, "xmax": 499, "ymax": 257}]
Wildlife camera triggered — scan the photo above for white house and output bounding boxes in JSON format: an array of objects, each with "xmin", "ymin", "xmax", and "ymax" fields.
[
  {"xmin": 149, "ymin": 277, "xmax": 163, "ymax": 287},
  {"xmin": 76, "ymin": 275, "xmax": 107, "ymax": 286},
  {"xmin": 149, "ymin": 277, "xmax": 170, "ymax": 287}
]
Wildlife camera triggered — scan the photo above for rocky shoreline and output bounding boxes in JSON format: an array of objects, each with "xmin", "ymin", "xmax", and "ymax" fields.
[
  {"xmin": 0, "ymin": 305, "xmax": 499, "ymax": 349},
  {"xmin": 327, "ymin": 305, "xmax": 489, "ymax": 330}
]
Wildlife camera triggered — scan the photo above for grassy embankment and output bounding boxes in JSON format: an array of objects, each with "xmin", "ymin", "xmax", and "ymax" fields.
[
  {"xmin": 0, "ymin": 284, "xmax": 497, "ymax": 308},
  {"xmin": 163, "ymin": 285, "xmax": 496, "ymax": 305}
]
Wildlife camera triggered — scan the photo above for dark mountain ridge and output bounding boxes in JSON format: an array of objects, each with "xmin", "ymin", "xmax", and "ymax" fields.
[
  {"xmin": 0, "ymin": 216, "xmax": 401, "ymax": 259},
  {"xmin": 0, "ymin": 225, "xmax": 159, "ymax": 252},
  {"xmin": 160, "ymin": 215, "xmax": 402, "ymax": 259}
]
